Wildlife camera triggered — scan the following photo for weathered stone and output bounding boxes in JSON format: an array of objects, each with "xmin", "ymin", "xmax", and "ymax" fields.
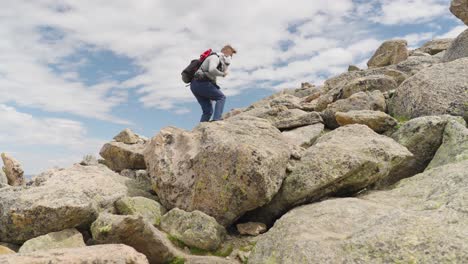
[
  {"xmin": 348, "ymin": 65, "xmax": 360, "ymax": 71},
  {"xmin": 0, "ymin": 244, "xmax": 150, "ymax": 264},
  {"xmin": 160, "ymin": 208, "xmax": 226, "ymax": 251},
  {"xmin": 0, "ymin": 164, "xmax": 144, "ymax": 243},
  {"xmin": 236, "ymin": 222, "xmax": 267, "ymax": 236},
  {"xmin": 245, "ymin": 125, "xmax": 412, "ymax": 225},
  {"xmin": 393, "ymin": 55, "xmax": 441, "ymax": 76},
  {"xmin": 389, "ymin": 58, "xmax": 468, "ymax": 121},
  {"xmin": 0, "ymin": 169, "xmax": 7, "ymax": 185},
  {"xmin": 367, "ymin": 40, "xmax": 408, "ymax": 68},
  {"xmin": 408, "ymin": 50, "xmax": 431, "ymax": 57},
  {"xmin": 342, "ymin": 75, "xmax": 398, "ymax": 99},
  {"xmin": 91, "ymin": 213, "xmax": 179, "ymax": 263},
  {"xmin": 450, "ymin": 0, "xmax": 468, "ymax": 25},
  {"xmin": 113, "ymin": 128, "xmax": 141, "ymax": 144},
  {"xmin": 1, "ymin": 153, "xmax": 25, "ymax": 186},
  {"xmin": 0, "ymin": 243, "xmax": 19, "ymax": 253},
  {"xmin": 249, "ymin": 160, "xmax": 468, "ymax": 264},
  {"xmin": 0, "ymin": 246, "xmax": 15, "ymax": 255},
  {"xmin": 80, "ymin": 154, "xmax": 98, "ymax": 166},
  {"xmin": 143, "ymin": 116, "xmax": 291, "ymax": 226},
  {"xmin": 416, "ymin": 38, "xmax": 453, "ymax": 55},
  {"xmin": 99, "ymin": 141, "xmax": 146, "ymax": 172},
  {"xmin": 427, "ymin": 120, "xmax": 468, "ymax": 170},
  {"xmin": 375, "ymin": 115, "xmax": 463, "ymax": 188},
  {"xmin": 281, "ymin": 123, "xmax": 324, "ymax": 148},
  {"xmin": 273, "ymin": 112, "xmax": 323, "ymax": 130},
  {"xmin": 442, "ymin": 28, "xmax": 468, "ymax": 62},
  {"xmin": 115, "ymin": 196, "xmax": 166, "ymax": 226},
  {"xmin": 321, "ymin": 91, "xmax": 386, "ymax": 129},
  {"xmin": 19, "ymin": 228, "xmax": 85, "ymax": 253},
  {"xmin": 335, "ymin": 110, "xmax": 397, "ymax": 133},
  {"xmin": 119, "ymin": 169, "xmax": 154, "ymax": 196}
]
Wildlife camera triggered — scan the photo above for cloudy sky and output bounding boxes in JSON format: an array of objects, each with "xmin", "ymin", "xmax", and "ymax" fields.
[{"xmin": 1, "ymin": 0, "xmax": 466, "ymax": 174}]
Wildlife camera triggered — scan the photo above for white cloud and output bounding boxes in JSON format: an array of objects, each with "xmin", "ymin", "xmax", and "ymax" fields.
[
  {"xmin": 370, "ymin": 0, "xmax": 448, "ymax": 25},
  {"xmin": 398, "ymin": 32, "xmax": 435, "ymax": 49}
]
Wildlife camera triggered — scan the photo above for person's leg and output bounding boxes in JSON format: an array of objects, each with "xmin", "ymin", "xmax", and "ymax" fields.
[
  {"xmin": 201, "ymin": 82, "xmax": 226, "ymax": 121},
  {"xmin": 191, "ymin": 81, "xmax": 213, "ymax": 122}
]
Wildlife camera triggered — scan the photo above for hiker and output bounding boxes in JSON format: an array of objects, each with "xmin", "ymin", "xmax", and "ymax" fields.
[{"xmin": 191, "ymin": 45, "xmax": 237, "ymax": 122}]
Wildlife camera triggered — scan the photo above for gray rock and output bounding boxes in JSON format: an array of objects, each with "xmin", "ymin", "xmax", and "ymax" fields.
[
  {"xmin": 427, "ymin": 120, "xmax": 468, "ymax": 170},
  {"xmin": 442, "ymin": 29, "xmax": 468, "ymax": 62},
  {"xmin": 115, "ymin": 196, "xmax": 166, "ymax": 226},
  {"xmin": 245, "ymin": 125, "xmax": 412, "ymax": 224},
  {"xmin": 335, "ymin": 110, "xmax": 397, "ymax": 133},
  {"xmin": 236, "ymin": 222, "xmax": 267, "ymax": 236},
  {"xmin": 393, "ymin": 55, "xmax": 441, "ymax": 76},
  {"xmin": 0, "ymin": 244, "xmax": 150, "ymax": 264},
  {"xmin": 416, "ymin": 38, "xmax": 453, "ymax": 55},
  {"xmin": 281, "ymin": 123, "xmax": 324, "ymax": 148},
  {"xmin": 1, "ymin": 153, "xmax": 25, "ymax": 186},
  {"xmin": 249, "ymin": 160, "xmax": 468, "ymax": 264},
  {"xmin": 119, "ymin": 169, "xmax": 154, "ymax": 196},
  {"xmin": 367, "ymin": 40, "xmax": 408, "ymax": 68},
  {"xmin": 321, "ymin": 90, "xmax": 386, "ymax": 129},
  {"xmin": 341, "ymin": 75, "xmax": 398, "ymax": 99},
  {"xmin": 450, "ymin": 0, "xmax": 468, "ymax": 25},
  {"xmin": 0, "ymin": 164, "xmax": 143, "ymax": 243},
  {"xmin": 113, "ymin": 128, "xmax": 141, "ymax": 144},
  {"xmin": 143, "ymin": 116, "xmax": 291, "ymax": 226},
  {"xmin": 99, "ymin": 141, "xmax": 146, "ymax": 172},
  {"xmin": 273, "ymin": 111, "xmax": 323, "ymax": 130},
  {"xmin": 19, "ymin": 229, "xmax": 85, "ymax": 253},
  {"xmin": 389, "ymin": 58, "xmax": 468, "ymax": 121},
  {"xmin": 160, "ymin": 208, "xmax": 226, "ymax": 251}
]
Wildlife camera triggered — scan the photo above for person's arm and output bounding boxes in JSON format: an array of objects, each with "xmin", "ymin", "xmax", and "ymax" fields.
[{"xmin": 206, "ymin": 55, "xmax": 226, "ymax": 77}]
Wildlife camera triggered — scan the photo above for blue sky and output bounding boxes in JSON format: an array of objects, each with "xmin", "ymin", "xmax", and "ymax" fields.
[{"xmin": 0, "ymin": 0, "xmax": 466, "ymax": 174}]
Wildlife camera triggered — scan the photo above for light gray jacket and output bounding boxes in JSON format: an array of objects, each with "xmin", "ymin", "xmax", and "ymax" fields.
[{"xmin": 195, "ymin": 53, "xmax": 228, "ymax": 83}]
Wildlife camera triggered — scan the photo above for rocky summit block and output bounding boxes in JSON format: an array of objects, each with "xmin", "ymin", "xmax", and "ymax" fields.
[
  {"xmin": 0, "ymin": 164, "xmax": 145, "ymax": 244},
  {"xmin": 335, "ymin": 110, "xmax": 397, "ymax": 133},
  {"xmin": 442, "ymin": 28, "xmax": 468, "ymax": 62},
  {"xmin": 0, "ymin": 244, "xmax": 150, "ymax": 264},
  {"xmin": 389, "ymin": 57, "xmax": 468, "ymax": 121},
  {"xmin": 160, "ymin": 208, "xmax": 226, "ymax": 251},
  {"xmin": 248, "ymin": 160, "xmax": 468, "ymax": 264},
  {"xmin": 144, "ymin": 116, "xmax": 291, "ymax": 226},
  {"xmin": 450, "ymin": 0, "xmax": 468, "ymax": 25},
  {"xmin": 1, "ymin": 152, "xmax": 25, "ymax": 186},
  {"xmin": 99, "ymin": 141, "xmax": 146, "ymax": 172},
  {"xmin": 367, "ymin": 40, "xmax": 408, "ymax": 68},
  {"xmin": 19, "ymin": 228, "xmax": 85, "ymax": 253},
  {"xmin": 244, "ymin": 124, "xmax": 412, "ymax": 224}
]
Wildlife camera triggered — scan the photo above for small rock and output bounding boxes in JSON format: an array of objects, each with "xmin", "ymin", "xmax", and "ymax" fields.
[
  {"xmin": 115, "ymin": 196, "xmax": 166, "ymax": 226},
  {"xmin": 1, "ymin": 153, "xmax": 25, "ymax": 186},
  {"xmin": 335, "ymin": 110, "xmax": 397, "ymax": 133},
  {"xmin": 19, "ymin": 228, "xmax": 85, "ymax": 253},
  {"xmin": 80, "ymin": 154, "xmax": 98, "ymax": 166},
  {"xmin": 347, "ymin": 65, "xmax": 361, "ymax": 71},
  {"xmin": 113, "ymin": 128, "xmax": 140, "ymax": 144},
  {"xmin": 367, "ymin": 40, "xmax": 408, "ymax": 68},
  {"xmin": 160, "ymin": 208, "xmax": 226, "ymax": 251},
  {"xmin": 273, "ymin": 112, "xmax": 323, "ymax": 130},
  {"xmin": 341, "ymin": 75, "xmax": 398, "ymax": 99},
  {"xmin": 236, "ymin": 222, "xmax": 267, "ymax": 236}
]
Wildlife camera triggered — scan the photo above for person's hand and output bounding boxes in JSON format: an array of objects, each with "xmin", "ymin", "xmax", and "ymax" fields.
[{"xmin": 223, "ymin": 71, "xmax": 229, "ymax": 77}]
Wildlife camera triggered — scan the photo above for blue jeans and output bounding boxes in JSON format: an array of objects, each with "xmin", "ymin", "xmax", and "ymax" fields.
[{"xmin": 190, "ymin": 80, "xmax": 226, "ymax": 122}]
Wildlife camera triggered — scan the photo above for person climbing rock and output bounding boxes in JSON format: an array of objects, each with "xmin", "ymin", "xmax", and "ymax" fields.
[{"xmin": 191, "ymin": 44, "xmax": 237, "ymax": 122}]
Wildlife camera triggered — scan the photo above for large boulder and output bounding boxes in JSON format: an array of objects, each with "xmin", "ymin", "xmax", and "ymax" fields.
[
  {"xmin": 1, "ymin": 153, "xmax": 25, "ymax": 186},
  {"xmin": 393, "ymin": 55, "xmax": 441, "ymax": 76},
  {"xmin": 19, "ymin": 229, "xmax": 85, "ymax": 253},
  {"xmin": 427, "ymin": 120, "xmax": 468, "ymax": 170},
  {"xmin": 281, "ymin": 123, "xmax": 324, "ymax": 148},
  {"xmin": 321, "ymin": 90, "xmax": 386, "ymax": 129},
  {"xmin": 115, "ymin": 196, "xmax": 166, "ymax": 226},
  {"xmin": 367, "ymin": 40, "xmax": 408, "ymax": 68},
  {"xmin": 0, "ymin": 244, "xmax": 150, "ymax": 264},
  {"xmin": 0, "ymin": 164, "xmax": 146, "ymax": 243},
  {"xmin": 335, "ymin": 110, "xmax": 397, "ymax": 133},
  {"xmin": 143, "ymin": 116, "xmax": 291, "ymax": 226},
  {"xmin": 341, "ymin": 75, "xmax": 398, "ymax": 99},
  {"xmin": 416, "ymin": 38, "xmax": 453, "ymax": 55},
  {"xmin": 248, "ymin": 160, "xmax": 468, "ymax": 264},
  {"xmin": 244, "ymin": 125, "xmax": 412, "ymax": 224},
  {"xmin": 99, "ymin": 141, "xmax": 146, "ymax": 172},
  {"xmin": 375, "ymin": 116, "xmax": 463, "ymax": 187},
  {"xmin": 442, "ymin": 29, "xmax": 468, "ymax": 62},
  {"xmin": 450, "ymin": 0, "xmax": 468, "ymax": 25},
  {"xmin": 389, "ymin": 58, "xmax": 468, "ymax": 121},
  {"xmin": 91, "ymin": 213, "xmax": 179, "ymax": 263},
  {"xmin": 160, "ymin": 208, "xmax": 226, "ymax": 251}
]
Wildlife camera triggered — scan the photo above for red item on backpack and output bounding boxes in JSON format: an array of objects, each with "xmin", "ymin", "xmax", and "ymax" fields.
[{"xmin": 199, "ymin": 49, "xmax": 213, "ymax": 62}]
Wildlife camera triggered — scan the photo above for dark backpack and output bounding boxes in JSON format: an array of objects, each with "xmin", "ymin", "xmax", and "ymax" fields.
[{"xmin": 181, "ymin": 49, "xmax": 216, "ymax": 84}]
